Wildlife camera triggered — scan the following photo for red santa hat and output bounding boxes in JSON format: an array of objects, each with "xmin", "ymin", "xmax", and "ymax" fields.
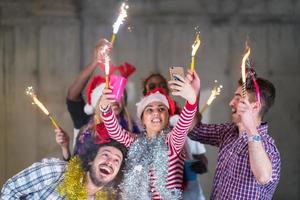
[{"xmin": 136, "ymin": 88, "xmax": 175, "ymax": 120}]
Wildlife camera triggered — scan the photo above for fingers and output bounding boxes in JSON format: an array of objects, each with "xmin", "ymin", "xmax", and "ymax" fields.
[
  {"xmin": 169, "ymin": 84, "xmax": 184, "ymax": 92},
  {"xmin": 236, "ymin": 99, "xmax": 251, "ymax": 115},
  {"xmin": 102, "ymin": 88, "xmax": 116, "ymax": 102},
  {"xmin": 55, "ymin": 130, "xmax": 69, "ymax": 146},
  {"xmin": 97, "ymin": 38, "xmax": 112, "ymax": 49}
]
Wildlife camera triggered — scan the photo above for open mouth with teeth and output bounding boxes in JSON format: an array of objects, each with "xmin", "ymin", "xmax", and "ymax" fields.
[
  {"xmin": 231, "ymin": 108, "xmax": 237, "ymax": 114},
  {"xmin": 151, "ymin": 118, "xmax": 162, "ymax": 123},
  {"xmin": 99, "ymin": 165, "xmax": 113, "ymax": 176}
]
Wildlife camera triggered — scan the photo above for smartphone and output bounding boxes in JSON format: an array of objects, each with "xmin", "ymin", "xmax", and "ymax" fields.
[{"xmin": 169, "ymin": 66, "xmax": 185, "ymax": 82}]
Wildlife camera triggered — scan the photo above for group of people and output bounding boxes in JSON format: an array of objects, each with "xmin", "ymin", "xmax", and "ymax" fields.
[{"xmin": 1, "ymin": 38, "xmax": 281, "ymax": 200}]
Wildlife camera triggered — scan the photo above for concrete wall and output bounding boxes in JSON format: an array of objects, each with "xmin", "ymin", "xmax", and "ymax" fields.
[{"xmin": 0, "ymin": 0, "xmax": 299, "ymax": 199}]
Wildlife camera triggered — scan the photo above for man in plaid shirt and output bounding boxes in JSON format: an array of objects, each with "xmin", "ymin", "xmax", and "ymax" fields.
[
  {"xmin": 188, "ymin": 71, "xmax": 280, "ymax": 200},
  {"xmin": 1, "ymin": 137, "xmax": 126, "ymax": 199}
]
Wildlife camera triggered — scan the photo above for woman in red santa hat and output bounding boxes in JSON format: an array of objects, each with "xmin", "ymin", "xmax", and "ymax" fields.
[
  {"xmin": 99, "ymin": 71, "xmax": 199, "ymax": 200},
  {"xmin": 55, "ymin": 38, "xmax": 139, "ymax": 161}
]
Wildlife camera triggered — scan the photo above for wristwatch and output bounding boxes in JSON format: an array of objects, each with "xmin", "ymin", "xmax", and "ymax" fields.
[{"xmin": 247, "ymin": 134, "xmax": 262, "ymax": 142}]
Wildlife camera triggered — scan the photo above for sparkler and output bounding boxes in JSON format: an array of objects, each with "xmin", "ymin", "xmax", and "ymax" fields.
[
  {"xmin": 190, "ymin": 33, "xmax": 201, "ymax": 73},
  {"xmin": 105, "ymin": 59, "xmax": 110, "ymax": 88},
  {"xmin": 25, "ymin": 86, "xmax": 59, "ymax": 129},
  {"xmin": 111, "ymin": 2, "xmax": 129, "ymax": 44},
  {"xmin": 200, "ymin": 80, "xmax": 223, "ymax": 114},
  {"xmin": 241, "ymin": 44, "xmax": 251, "ymax": 98}
]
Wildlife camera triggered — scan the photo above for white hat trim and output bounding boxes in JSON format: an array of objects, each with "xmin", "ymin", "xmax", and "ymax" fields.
[
  {"xmin": 84, "ymin": 83, "xmax": 106, "ymax": 115},
  {"xmin": 136, "ymin": 91, "xmax": 169, "ymax": 120}
]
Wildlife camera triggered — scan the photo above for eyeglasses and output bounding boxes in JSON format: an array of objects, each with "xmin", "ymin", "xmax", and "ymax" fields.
[
  {"xmin": 147, "ymin": 82, "xmax": 168, "ymax": 91},
  {"xmin": 144, "ymin": 106, "xmax": 168, "ymax": 115}
]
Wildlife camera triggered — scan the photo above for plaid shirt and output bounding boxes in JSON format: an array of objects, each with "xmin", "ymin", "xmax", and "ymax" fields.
[
  {"xmin": 189, "ymin": 122, "xmax": 280, "ymax": 200},
  {"xmin": 1, "ymin": 158, "xmax": 66, "ymax": 200}
]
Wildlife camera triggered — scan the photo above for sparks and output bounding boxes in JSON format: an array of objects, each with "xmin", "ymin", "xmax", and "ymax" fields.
[
  {"xmin": 112, "ymin": 3, "xmax": 129, "ymax": 34},
  {"xmin": 241, "ymin": 45, "xmax": 251, "ymax": 98},
  {"xmin": 191, "ymin": 33, "xmax": 201, "ymax": 57},
  {"xmin": 25, "ymin": 86, "xmax": 59, "ymax": 129},
  {"xmin": 25, "ymin": 86, "xmax": 50, "ymax": 115},
  {"xmin": 200, "ymin": 80, "xmax": 223, "ymax": 114}
]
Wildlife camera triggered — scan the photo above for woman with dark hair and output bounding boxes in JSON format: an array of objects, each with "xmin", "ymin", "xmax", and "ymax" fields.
[{"xmin": 99, "ymin": 72, "xmax": 199, "ymax": 199}]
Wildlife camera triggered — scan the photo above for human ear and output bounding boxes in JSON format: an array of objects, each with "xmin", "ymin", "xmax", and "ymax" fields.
[{"xmin": 252, "ymin": 101, "xmax": 261, "ymax": 113}]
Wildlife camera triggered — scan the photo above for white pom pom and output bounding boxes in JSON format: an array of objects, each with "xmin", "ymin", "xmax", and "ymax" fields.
[{"xmin": 84, "ymin": 104, "xmax": 94, "ymax": 115}]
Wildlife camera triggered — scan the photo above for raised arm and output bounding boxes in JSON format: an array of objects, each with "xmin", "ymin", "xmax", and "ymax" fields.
[
  {"xmin": 168, "ymin": 70, "xmax": 198, "ymax": 154},
  {"xmin": 55, "ymin": 128, "xmax": 71, "ymax": 161},
  {"xmin": 237, "ymin": 98, "xmax": 278, "ymax": 184},
  {"xmin": 67, "ymin": 39, "xmax": 112, "ymax": 101},
  {"xmin": 99, "ymin": 88, "xmax": 136, "ymax": 147}
]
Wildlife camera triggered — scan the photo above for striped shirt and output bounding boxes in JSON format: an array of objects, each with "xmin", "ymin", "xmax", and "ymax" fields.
[
  {"xmin": 102, "ymin": 102, "xmax": 197, "ymax": 199},
  {"xmin": 189, "ymin": 122, "xmax": 281, "ymax": 200},
  {"xmin": 1, "ymin": 158, "xmax": 66, "ymax": 200}
]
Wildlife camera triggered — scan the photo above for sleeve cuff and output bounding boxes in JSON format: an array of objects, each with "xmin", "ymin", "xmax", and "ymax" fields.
[
  {"xmin": 185, "ymin": 100, "xmax": 198, "ymax": 111},
  {"xmin": 101, "ymin": 107, "xmax": 113, "ymax": 118}
]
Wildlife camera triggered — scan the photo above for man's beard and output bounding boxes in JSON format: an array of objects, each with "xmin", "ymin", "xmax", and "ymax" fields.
[{"xmin": 89, "ymin": 164, "xmax": 105, "ymax": 187}]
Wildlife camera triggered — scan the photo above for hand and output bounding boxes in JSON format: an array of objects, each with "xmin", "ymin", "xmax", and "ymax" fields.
[
  {"xmin": 168, "ymin": 73, "xmax": 198, "ymax": 105},
  {"xmin": 236, "ymin": 97, "xmax": 260, "ymax": 134},
  {"xmin": 55, "ymin": 128, "xmax": 70, "ymax": 149},
  {"xmin": 186, "ymin": 69, "xmax": 200, "ymax": 97},
  {"xmin": 94, "ymin": 39, "xmax": 112, "ymax": 64},
  {"xmin": 98, "ymin": 88, "xmax": 116, "ymax": 112}
]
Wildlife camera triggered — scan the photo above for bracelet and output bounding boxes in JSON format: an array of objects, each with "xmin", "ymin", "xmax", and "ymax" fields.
[
  {"xmin": 99, "ymin": 105, "xmax": 110, "ymax": 113},
  {"xmin": 247, "ymin": 134, "xmax": 262, "ymax": 142}
]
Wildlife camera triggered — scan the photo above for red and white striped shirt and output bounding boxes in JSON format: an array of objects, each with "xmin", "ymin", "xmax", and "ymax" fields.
[{"xmin": 102, "ymin": 102, "xmax": 197, "ymax": 199}]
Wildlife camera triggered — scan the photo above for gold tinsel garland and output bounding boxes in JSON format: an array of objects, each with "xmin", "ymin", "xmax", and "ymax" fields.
[{"xmin": 57, "ymin": 156, "xmax": 116, "ymax": 200}]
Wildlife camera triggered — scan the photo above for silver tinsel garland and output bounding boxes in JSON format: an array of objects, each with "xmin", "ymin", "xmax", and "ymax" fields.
[{"xmin": 120, "ymin": 129, "xmax": 181, "ymax": 200}]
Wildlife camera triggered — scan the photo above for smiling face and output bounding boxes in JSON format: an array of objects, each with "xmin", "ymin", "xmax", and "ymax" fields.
[
  {"xmin": 88, "ymin": 146, "xmax": 123, "ymax": 187},
  {"xmin": 229, "ymin": 86, "xmax": 243, "ymax": 124},
  {"xmin": 142, "ymin": 101, "xmax": 169, "ymax": 137}
]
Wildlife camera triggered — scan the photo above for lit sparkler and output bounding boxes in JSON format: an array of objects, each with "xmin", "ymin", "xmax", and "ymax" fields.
[
  {"xmin": 241, "ymin": 45, "xmax": 251, "ymax": 98},
  {"xmin": 105, "ymin": 59, "xmax": 110, "ymax": 88},
  {"xmin": 25, "ymin": 86, "xmax": 59, "ymax": 129},
  {"xmin": 190, "ymin": 33, "xmax": 201, "ymax": 73},
  {"xmin": 111, "ymin": 2, "xmax": 129, "ymax": 44},
  {"xmin": 200, "ymin": 80, "xmax": 223, "ymax": 114}
]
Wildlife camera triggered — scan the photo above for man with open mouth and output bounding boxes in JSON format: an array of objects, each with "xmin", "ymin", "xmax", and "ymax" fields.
[
  {"xmin": 188, "ymin": 69, "xmax": 281, "ymax": 200},
  {"xmin": 1, "ymin": 135, "xmax": 127, "ymax": 200}
]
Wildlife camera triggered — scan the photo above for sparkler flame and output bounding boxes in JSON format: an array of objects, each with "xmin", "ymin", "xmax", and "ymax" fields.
[
  {"xmin": 207, "ymin": 80, "xmax": 223, "ymax": 105},
  {"xmin": 191, "ymin": 33, "xmax": 201, "ymax": 56},
  {"xmin": 112, "ymin": 3, "xmax": 129, "ymax": 34},
  {"xmin": 241, "ymin": 46, "xmax": 251, "ymax": 84},
  {"xmin": 25, "ymin": 86, "xmax": 50, "ymax": 115}
]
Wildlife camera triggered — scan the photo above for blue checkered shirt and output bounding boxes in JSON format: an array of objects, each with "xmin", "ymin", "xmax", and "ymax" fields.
[
  {"xmin": 189, "ymin": 122, "xmax": 281, "ymax": 200},
  {"xmin": 1, "ymin": 158, "xmax": 66, "ymax": 199}
]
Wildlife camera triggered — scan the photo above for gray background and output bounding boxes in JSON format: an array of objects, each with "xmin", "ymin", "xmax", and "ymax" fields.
[{"xmin": 0, "ymin": 0, "xmax": 299, "ymax": 199}]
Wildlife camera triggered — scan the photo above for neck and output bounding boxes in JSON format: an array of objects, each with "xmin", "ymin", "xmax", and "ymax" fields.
[
  {"xmin": 85, "ymin": 172, "xmax": 104, "ymax": 196},
  {"xmin": 146, "ymin": 130, "xmax": 160, "ymax": 139}
]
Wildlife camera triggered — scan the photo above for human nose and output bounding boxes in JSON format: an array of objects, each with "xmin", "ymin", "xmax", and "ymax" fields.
[
  {"xmin": 105, "ymin": 157, "xmax": 113, "ymax": 166},
  {"xmin": 229, "ymin": 98, "xmax": 235, "ymax": 107},
  {"xmin": 152, "ymin": 108, "xmax": 160, "ymax": 115}
]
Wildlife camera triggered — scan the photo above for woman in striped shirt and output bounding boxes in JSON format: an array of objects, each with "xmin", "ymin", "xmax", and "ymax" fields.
[{"xmin": 99, "ymin": 72, "xmax": 199, "ymax": 200}]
